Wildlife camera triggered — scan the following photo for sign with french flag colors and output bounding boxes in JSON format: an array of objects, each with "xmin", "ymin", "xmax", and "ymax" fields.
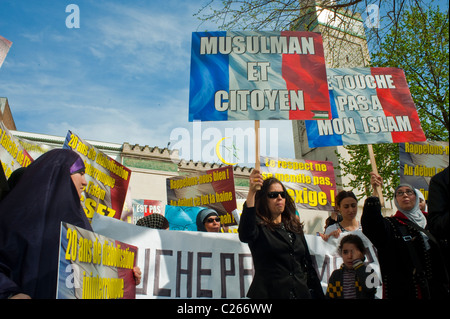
[
  {"xmin": 189, "ymin": 31, "xmax": 331, "ymax": 121},
  {"xmin": 305, "ymin": 67, "xmax": 426, "ymax": 147}
]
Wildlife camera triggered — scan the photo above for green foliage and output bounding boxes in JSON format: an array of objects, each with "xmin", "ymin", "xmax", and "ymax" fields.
[
  {"xmin": 370, "ymin": 5, "xmax": 449, "ymax": 141},
  {"xmin": 336, "ymin": 144, "xmax": 399, "ymax": 200},
  {"xmin": 340, "ymin": 5, "xmax": 448, "ymax": 198}
]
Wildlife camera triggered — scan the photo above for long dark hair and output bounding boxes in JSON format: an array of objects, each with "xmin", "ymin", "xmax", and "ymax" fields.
[{"xmin": 254, "ymin": 177, "xmax": 303, "ymax": 234}]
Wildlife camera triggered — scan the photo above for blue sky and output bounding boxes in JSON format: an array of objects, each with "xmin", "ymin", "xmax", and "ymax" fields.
[{"xmin": 0, "ymin": 0, "xmax": 294, "ymax": 166}]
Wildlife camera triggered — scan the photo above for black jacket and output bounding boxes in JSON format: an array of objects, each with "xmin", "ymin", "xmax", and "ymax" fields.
[
  {"xmin": 326, "ymin": 262, "xmax": 377, "ymax": 299},
  {"xmin": 427, "ymin": 166, "xmax": 449, "ymax": 274},
  {"xmin": 238, "ymin": 203, "xmax": 324, "ymax": 299},
  {"xmin": 362, "ymin": 196, "xmax": 449, "ymax": 299}
]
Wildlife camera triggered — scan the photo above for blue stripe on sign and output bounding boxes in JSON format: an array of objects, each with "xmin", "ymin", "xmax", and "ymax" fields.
[
  {"xmin": 305, "ymin": 90, "xmax": 343, "ymax": 147},
  {"xmin": 189, "ymin": 31, "xmax": 229, "ymax": 121}
]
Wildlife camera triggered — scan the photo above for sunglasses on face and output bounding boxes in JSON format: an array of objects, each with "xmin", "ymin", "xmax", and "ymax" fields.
[
  {"xmin": 206, "ymin": 217, "xmax": 221, "ymax": 223},
  {"xmin": 267, "ymin": 191, "xmax": 286, "ymax": 199}
]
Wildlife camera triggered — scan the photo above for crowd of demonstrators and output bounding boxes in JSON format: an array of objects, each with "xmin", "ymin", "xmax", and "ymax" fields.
[
  {"xmin": 0, "ymin": 149, "xmax": 141, "ymax": 299},
  {"xmin": 0, "ymin": 149, "xmax": 448, "ymax": 300}
]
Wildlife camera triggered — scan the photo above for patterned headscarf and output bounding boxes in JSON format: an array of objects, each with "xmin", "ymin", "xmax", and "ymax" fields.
[{"xmin": 136, "ymin": 213, "xmax": 169, "ymax": 229}]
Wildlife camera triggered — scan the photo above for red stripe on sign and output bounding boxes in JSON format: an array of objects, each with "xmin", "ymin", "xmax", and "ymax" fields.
[
  {"xmin": 371, "ymin": 67, "xmax": 426, "ymax": 143},
  {"xmin": 281, "ymin": 31, "xmax": 330, "ymax": 120}
]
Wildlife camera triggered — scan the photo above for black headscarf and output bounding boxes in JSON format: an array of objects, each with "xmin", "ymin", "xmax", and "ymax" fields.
[{"xmin": 0, "ymin": 149, "xmax": 91, "ymax": 298}]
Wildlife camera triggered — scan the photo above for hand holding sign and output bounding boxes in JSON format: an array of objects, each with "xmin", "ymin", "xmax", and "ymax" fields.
[
  {"xmin": 247, "ymin": 169, "xmax": 263, "ymax": 207},
  {"xmin": 369, "ymin": 170, "xmax": 384, "ymax": 206}
]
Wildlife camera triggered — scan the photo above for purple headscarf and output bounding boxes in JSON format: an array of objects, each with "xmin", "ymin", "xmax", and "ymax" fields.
[{"xmin": 69, "ymin": 156, "xmax": 85, "ymax": 175}]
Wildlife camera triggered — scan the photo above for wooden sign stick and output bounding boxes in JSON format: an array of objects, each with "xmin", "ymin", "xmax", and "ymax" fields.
[
  {"xmin": 255, "ymin": 120, "xmax": 261, "ymax": 190},
  {"xmin": 367, "ymin": 144, "xmax": 385, "ymax": 207},
  {"xmin": 255, "ymin": 120, "xmax": 260, "ymax": 170}
]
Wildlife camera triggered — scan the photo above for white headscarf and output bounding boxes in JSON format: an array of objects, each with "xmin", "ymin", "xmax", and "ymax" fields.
[
  {"xmin": 394, "ymin": 184, "xmax": 429, "ymax": 249},
  {"xmin": 416, "ymin": 188, "xmax": 428, "ymax": 213}
]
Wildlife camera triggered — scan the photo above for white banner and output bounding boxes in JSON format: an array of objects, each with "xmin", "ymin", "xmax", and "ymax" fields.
[
  {"xmin": 91, "ymin": 213, "xmax": 381, "ymax": 299},
  {"xmin": 91, "ymin": 213, "xmax": 253, "ymax": 299}
]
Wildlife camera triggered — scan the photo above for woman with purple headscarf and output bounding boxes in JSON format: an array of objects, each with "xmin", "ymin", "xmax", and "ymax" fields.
[{"xmin": 0, "ymin": 149, "xmax": 90, "ymax": 299}]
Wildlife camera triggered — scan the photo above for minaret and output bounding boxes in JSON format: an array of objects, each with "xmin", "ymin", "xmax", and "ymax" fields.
[{"xmin": 291, "ymin": 2, "xmax": 371, "ymax": 189}]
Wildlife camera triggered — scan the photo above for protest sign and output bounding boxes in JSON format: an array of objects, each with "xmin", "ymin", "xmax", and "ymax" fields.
[
  {"xmin": 91, "ymin": 213, "xmax": 382, "ymax": 299},
  {"xmin": 0, "ymin": 35, "xmax": 12, "ymax": 69},
  {"xmin": 57, "ymin": 222, "xmax": 138, "ymax": 299},
  {"xmin": 131, "ymin": 199, "xmax": 165, "ymax": 224},
  {"xmin": 305, "ymin": 67, "xmax": 426, "ymax": 147},
  {"xmin": 16, "ymin": 135, "xmax": 55, "ymax": 160},
  {"xmin": 260, "ymin": 156, "xmax": 337, "ymax": 211},
  {"xmin": 399, "ymin": 141, "xmax": 449, "ymax": 199},
  {"xmin": 189, "ymin": 31, "xmax": 331, "ymax": 121},
  {"xmin": 166, "ymin": 166, "xmax": 237, "ymax": 226},
  {"xmin": 0, "ymin": 121, "xmax": 33, "ymax": 178},
  {"xmin": 63, "ymin": 131, "xmax": 131, "ymax": 221}
]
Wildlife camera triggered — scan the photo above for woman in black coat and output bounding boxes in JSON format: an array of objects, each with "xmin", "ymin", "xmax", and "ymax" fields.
[
  {"xmin": 238, "ymin": 169, "xmax": 324, "ymax": 299},
  {"xmin": 362, "ymin": 183, "xmax": 449, "ymax": 299}
]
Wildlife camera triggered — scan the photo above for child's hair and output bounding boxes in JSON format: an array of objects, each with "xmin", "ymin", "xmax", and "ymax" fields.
[{"xmin": 338, "ymin": 234, "xmax": 366, "ymax": 261}]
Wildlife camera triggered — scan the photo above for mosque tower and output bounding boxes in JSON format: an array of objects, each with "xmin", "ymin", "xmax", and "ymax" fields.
[{"xmin": 291, "ymin": 2, "xmax": 372, "ymax": 190}]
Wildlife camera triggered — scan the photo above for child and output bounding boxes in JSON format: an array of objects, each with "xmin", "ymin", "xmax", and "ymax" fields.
[{"xmin": 326, "ymin": 234, "xmax": 377, "ymax": 299}]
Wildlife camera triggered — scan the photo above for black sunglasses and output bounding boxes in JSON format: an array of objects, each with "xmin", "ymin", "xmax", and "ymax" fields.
[
  {"xmin": 267, "ymin": 191, "xmax": 286, "ymax": 199},
  {"xmin": 205, "ymin": 217, "xmax": 221, "ymax": 223}
]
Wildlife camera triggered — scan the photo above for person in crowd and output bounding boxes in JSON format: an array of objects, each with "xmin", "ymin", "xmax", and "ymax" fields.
[
  {"xmin": 323, "ymin": 210, "xmax": 341, "ymax": 231},
  {"xmin": 238, "ymin": 169, "xmax": 324, "ymax": 299},
  {"xmin": 427, "ymin": 166, "xmax": 449, "ymax": 283},
  {"xmin": 0, "ymin": 149, "xmax": 91, "ymax": 299},
  {"xmin": 196, "ymin": 208, "xmax": 221, "ymax": 232},
  {"xmin": 137, "ymin": 213, "xmax": 169, "ymax": 230},
  {"xmin": 326, "ymin": 234, "xmax": 377, "ymax": 299},
  {"xmin": 321, "ymin": 190, "xmax": 360, "ymax": 241},
  {"xmin": 416, "ymin": 188, "xmax": 427, "ymax": 215},
  {"xmin": 362, "ymin": 176, "xmax": 449, "ymax": 299},
  {"xmin": 0, "ymin": 149, "xmax": 140, "ymax": 299}
]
